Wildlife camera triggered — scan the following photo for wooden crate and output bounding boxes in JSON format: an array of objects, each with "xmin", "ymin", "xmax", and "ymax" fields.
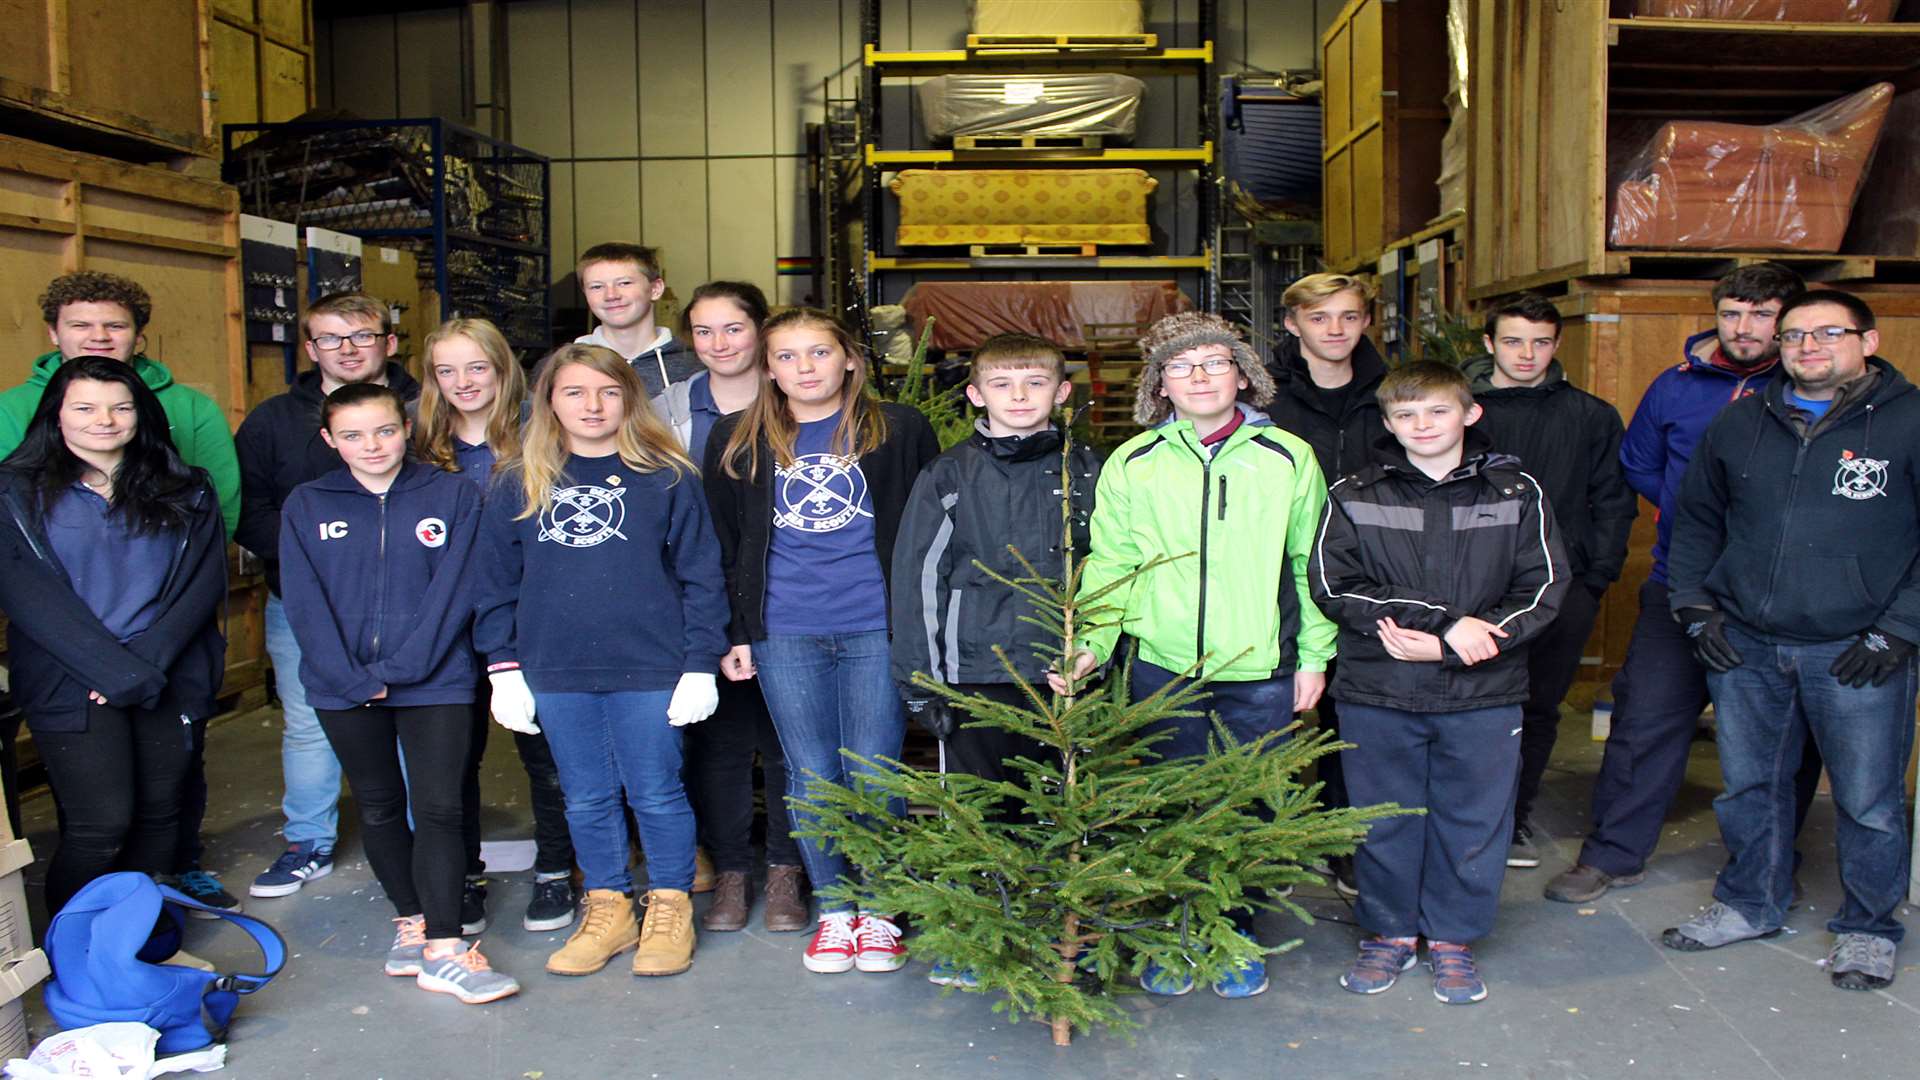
[
  {"xmin": 1545, "ymin": 279, "xmax": 1920, "ymax": 678},
  {"xmin": 1466, "ymin": 0, "xmax": 1920, "ymax": 300},
  {"xmin": 0, "ymin": 0, "xmax": 210, "ymax": 158},
  {"xmin": 1320, "ymin": 0, "xmax": 1451, "ymax": 274},
  {"xmin": 208, "ymin": 0, "xmax": 316, "ymax": 147}
]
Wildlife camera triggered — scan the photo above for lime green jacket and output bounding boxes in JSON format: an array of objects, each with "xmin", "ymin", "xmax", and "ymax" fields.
[
  {"xmin": 0, "ymin": 351, "xmax": 241, "ymax": 538},
  {"xmin": 1079, "ymin": 408, "xmax": 1336, "ymax": 680}
]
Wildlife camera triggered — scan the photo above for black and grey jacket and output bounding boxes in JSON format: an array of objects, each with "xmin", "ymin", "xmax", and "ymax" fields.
[
  {"xmin": 1668, "ymin": 358, "xmax": 1920, "ymax": 644},
  {"xmin": 1309, "ymin": 428, "xmax": 1569, "ymax": 712},
  {"xmin": 890, "ymin": 423, "xmax": 1100, "ymax": 688}
]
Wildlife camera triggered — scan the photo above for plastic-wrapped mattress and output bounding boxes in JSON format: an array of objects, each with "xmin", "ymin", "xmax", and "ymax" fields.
[
  {"xmin": 1631, "ymin": 0, "xmax": 1896, "ymax": 20},
  {"xmin": 917, "ymin": 75, "xmax": 1145, "ymax": 140},
  {"xmin": 902, "ymin": 281, "xmax": 1191, "ymax": 351},
  {"xmin": 890, "ymin": 169, "xmax": 1157, "ymax": 246}
]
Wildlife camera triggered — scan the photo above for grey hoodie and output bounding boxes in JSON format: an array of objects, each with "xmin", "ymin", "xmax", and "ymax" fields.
[{"xmin": 575, "ymin": 325, "xmax": 701, "ymax": 396}]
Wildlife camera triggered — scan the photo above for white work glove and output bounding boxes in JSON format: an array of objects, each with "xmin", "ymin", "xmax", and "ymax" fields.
[
  {"xmin": 666, "ymin": 672, "xmax": 720, "ymax": 727},
  {"xmin": 488, "ymin": 669, "xmax": 540, "ymax": 734}
]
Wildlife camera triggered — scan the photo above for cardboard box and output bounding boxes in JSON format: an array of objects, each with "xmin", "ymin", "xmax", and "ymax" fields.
[
  {"xmin": 0, "ymin": 839, "xmax": 36, "ymax": 968},
  {"xmin": 0, "ymin": 949, "xmax": 51, "ymax": 1062}
]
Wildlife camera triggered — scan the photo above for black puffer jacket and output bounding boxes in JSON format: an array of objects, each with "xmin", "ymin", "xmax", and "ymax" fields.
[
  {"xmin": 1309, "ymin": 429, "xmax": 1569, "ymax": 712},
  {"xmin": 1264, "ymin": 334, "xmax": 1388, "ymax": 482},
  {"xmin": 1669, "ymin": 359, "xmax": 1920, "ymax": 644},
  {"xmin": 890, "ymin": 423, "xmax": 1100, "ymax": 687},
  {"xmin": 1463, "ymin": 355, "xmax": 1638, "ymax": 592}
]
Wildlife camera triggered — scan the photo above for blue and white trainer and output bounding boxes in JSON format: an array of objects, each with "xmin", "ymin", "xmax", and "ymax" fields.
[
  {"xmin": 250, "ymin": 841, "xmax": 334, "ymax": 898},
  {"xmin": 1212, "ymin": 931, "xmax": 1269, "ymax": 999},
  {"xmin": 1140, "ymin": 957, "xmax": 1195, "ymax": 996},
  {"xmin": 927, "ymin": 959, "xmax": 980, "ymax": 988}
]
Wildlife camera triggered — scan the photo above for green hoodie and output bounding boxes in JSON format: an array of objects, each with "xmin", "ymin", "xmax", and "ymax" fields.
[
  {"xmin": 1078, "ymin": 408, "xmax": 1336, "ymax": 681},
  {"xmin": 0, "ymin": 351, "xmax": 241, "ymax": 537}
]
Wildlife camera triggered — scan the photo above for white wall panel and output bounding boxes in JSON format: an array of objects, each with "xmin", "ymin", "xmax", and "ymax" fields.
[
  {"xmin": 505, "ymin": 0, "xmax": 574, "ymax": 158},
  {"xmin": 569, "ymin": 0, "xmax": 641, "ymax": 158},
  {"xmin": 573, "ymin": 160, "xmax": 643, "ymax": 252},
  {"xmin": 704, "ymin": 0, "xmax": 775, "ymax": 158},
  {"xmin": 641, "ymin": 160, "xmax": 711, "ymax": 290},
  {"xmin": 637, "ymin": 1, "xmax": 708, "ymax": 157},
  {"xmin": 706, "ymin": 158, "xmax": 778, "ymax": 299},
  {"xmin": 772, "ymin": 0, "xmax": 841, "ymax": 156}
]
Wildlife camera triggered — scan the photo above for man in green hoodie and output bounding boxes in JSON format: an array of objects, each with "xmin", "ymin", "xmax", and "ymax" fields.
[{"xmin": 0, "ymin": 272, "xmax": 240, "ymax": 536}]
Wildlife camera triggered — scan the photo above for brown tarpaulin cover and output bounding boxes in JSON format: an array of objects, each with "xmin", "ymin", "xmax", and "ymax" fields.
[
  {"xmin": 1632, "ymin": 0, "xmax": 1897, "ymax": 20},
  {"xmin": 902, "ymin": 281, "xmax": 1192, "ymax": 350},
  {"xmin": 1609, "ymin": 82, "xmax": 1893, "ymax": 251}
]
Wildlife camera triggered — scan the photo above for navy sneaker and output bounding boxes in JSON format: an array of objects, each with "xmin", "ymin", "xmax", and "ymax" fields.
[
  {"xmin": 1427, "ymin": 941, "xmax": 1488, "ymax": 1004},
  {"xmin": 1139, "ymin": 957, "xmax": 1195, "ymax": 996},
  {"xmin": 523, "ymin": 874, "xmax": 577, "ymax": 932},
  {"xmin": 1340, "ymin": 936, "xmax": 1418, "ymax": 995},
  {"xmin": 165, "ymin": 870, "xmax": 242, "ymax": 917},
  {"xmin": 250, "ymin": 841, "xmax": 334, "ymax": 898}
]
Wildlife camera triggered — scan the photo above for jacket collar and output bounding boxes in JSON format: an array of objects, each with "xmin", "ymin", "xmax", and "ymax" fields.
[
  {"xmin": 1272, "ymin": 334, "xmax": 1388, "ymax": 414},
  {"xmin": 1682, "ymin": 328, "xmax": 1778, "ymax": 381},
  {"xmin": 1462, "ymin": 353, "xmax": 1567, "ymax": 395},
  {"xmin": 969, "ymin": 420, "xmax": 1064, "ymax": 463},
  {"xmin": 1357, "ymin": 425, "xmax": 1513, "ymax": 487}
]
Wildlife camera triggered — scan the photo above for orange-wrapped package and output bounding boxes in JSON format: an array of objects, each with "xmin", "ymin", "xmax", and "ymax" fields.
[
  {"xmin": 1608, "ymin": 82, "xmax": 1893, "ymax": 252},
  {"xmin": 902, "ymin": 281, "xmax": 1190, "ymax": 351},
  {"xmin": 1632, "ymin": 0, "xmax": 1897, "ymax": 21}
]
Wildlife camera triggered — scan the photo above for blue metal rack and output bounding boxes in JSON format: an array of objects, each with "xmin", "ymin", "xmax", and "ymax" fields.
[{"xmin": 221, "ymin": 118, "xmax": 552, "ymax": 364}]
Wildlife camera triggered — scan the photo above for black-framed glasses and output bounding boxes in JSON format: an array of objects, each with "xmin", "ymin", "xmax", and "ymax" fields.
[
  {"xmin": 1163, "ymin": 357, "xmax": 1236, "ymax": 379},
  {"xmin": 1777, "ymin": 326, "xmax": 1864, "ymax": 348},
  {"xmin": 310, "ymin": 330, "xmax": 383, "ymax": 350}
]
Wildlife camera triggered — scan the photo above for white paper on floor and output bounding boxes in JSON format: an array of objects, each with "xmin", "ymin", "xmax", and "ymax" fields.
[{"xmin": 479, "ymin": 840, "xmax": 537, "ymax": 873}]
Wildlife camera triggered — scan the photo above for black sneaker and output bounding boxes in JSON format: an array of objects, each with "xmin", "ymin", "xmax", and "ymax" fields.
[
  {"xmin": 461, "ymin": 876, "xmax": 489, "ymax": 936},
  {"xmin": 165, "ymin": 870, "xmax": 243, "ymax": 918},
  {"xmin": 1329, "ymin": 854, "xmax": 1359, "ymax": 898},
  {"xmin": 1507, "ymin": 824, "xmax": 1542, "ymax": 869},
  {"xmin": 523, "ymin": 875, "xmax": 576, "ymax": 932}
]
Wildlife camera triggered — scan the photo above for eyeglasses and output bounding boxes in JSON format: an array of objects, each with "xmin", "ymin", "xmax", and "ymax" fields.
[
  {"xmin": 1777, "ymin": 326, "xmax": 1864, "ymax": 348},
  {"xmin": 1163, "ymin": 357, "xmax": 1236, "ymax": 379},
  {"xmin": 310, "ymin": 330, "xmax": 383, "ymax": 350}
]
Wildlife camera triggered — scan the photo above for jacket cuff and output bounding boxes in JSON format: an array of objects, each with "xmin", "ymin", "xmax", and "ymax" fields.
[
  {"xmin": 684, "ymin": 653, "xmax": 721, "ymax": 676},
  {"xmin": 1666, "ymin": 588, "xmax": 1713, "ymax": 617}
]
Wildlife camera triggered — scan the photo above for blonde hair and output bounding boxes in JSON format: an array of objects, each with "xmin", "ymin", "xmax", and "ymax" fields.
[
  {"xmin": 719, "ymin": 308, "xmax": 888, "ymax": 482},
  {"xmin": 303, "ymin": 291, "xmax": 392, "ymax": 337},
  {"xmin": 1377, "ymin": 360, "xmax": 1474, "ymax": 411},
  {"xmin": 1282, "ymin": 273, "xmax": 1377, "ymax": 312},
  {"xmin": 970, "ymin": 332, "xmax": 1067, "ymax": 384},
  {"xmin": 416, "ymin": 318, "xmax": 526, "ymax": 474},
  {"xmin": 513, "ymin": 343, "xmax": 696, "ymax": 519}
]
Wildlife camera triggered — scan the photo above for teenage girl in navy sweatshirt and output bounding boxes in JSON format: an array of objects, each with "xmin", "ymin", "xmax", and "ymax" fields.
[
  {"xmin": 278, "ymin": 383, "xmax": 517, "ymax": 1005},
  {"xmin": 0, "ymin": 357, "xmax": 225, "ymax": 918},
  {"xmin": 416, "ymin": 317, "xmax": 578, "ymax": 935},
  {"xmin": 705, "ymin": 308, "xmax": 940, "ymax": 975},
  {"xmin": 474, "ymin": 343, "xmax": 728, "ymax": 979}
]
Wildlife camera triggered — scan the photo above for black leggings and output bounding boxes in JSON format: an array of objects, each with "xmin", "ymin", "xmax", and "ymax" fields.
[
  {"xmin": 37, "ymin": 702, "xmax": 197, "ymax": 917},
  {"xmin": 462, "ymin": 680, "xmax": 575, "ymax": 877},
  {"xmin": 317, "ymin": 703, "xmax": 470, "ymax": 940}
]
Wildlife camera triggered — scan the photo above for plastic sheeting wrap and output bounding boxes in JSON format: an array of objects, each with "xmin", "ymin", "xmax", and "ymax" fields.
[
  {"xmin": 890, "ymin": 169, "xmax": 1157, "ymax": 246},
  {"xmin": 902, "ymin": 281, "xmax": 1191, "ymax": 351},
  {"xmin": 1844, "ymin": 91, "xmax": 1920, "ymax": 256},
  {"xmin": 970, "ymin": 0, "xmax": 1146, "ymax": 36},
  {"xmin": 917, "ymin": 75, "xmax": 1146, "ymax": 140},
  {"xmin": 1632, "ymin": 0, "xmax": 1898, "ymax": 20},
  {"xmin": 1608, "ymin": 83, "xmax": 1893, "ymax": 252}
]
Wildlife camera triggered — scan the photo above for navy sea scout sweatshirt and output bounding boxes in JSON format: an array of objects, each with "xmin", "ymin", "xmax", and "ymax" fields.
[
  {"xmin": 473, "ymin": 454, "xmax": 730, "ymax": 692},
  {"xmin": 278, "ymin": 462, "xmax": 484, "ymax": 710}
]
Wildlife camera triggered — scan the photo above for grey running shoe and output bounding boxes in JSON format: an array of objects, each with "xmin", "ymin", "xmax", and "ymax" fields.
[
  {"xmin": 1661, "ymin": 902, "xmax": 1781, "ymax": 952},
  {"xmin": 385, "ymin": 915, "xmax": 427, "ymax": 976},
  {"xmin": 417, "ymin": 943, "xmax": 521, "ymax": 1004},
  {"xmin": 1828, "ymin": 933, "xmax": 1896, "ymax": 991}
]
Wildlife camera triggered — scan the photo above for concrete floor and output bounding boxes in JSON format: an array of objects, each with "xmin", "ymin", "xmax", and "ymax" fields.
[{"xmin": 17, "ymin": 706, "xmax": 1920, "ymax": 1080}]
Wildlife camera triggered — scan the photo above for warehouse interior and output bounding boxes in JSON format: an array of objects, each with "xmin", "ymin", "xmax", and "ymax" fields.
[{"xmin": 0, "ymin": 0, "xmax": 1918, "ymax": 1076}]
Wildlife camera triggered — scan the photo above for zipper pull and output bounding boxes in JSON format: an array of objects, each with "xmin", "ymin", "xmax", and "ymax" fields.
[{"xmin": 1218, "ymin": 476, "xmax": 1229, "ymax": 520}]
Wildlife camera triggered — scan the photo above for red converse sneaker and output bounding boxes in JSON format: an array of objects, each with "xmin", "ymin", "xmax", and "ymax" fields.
[
  {"xmin": 853, "ymin": 912, "xmax": 907, "ymax": 973},
  {"xmin": 802, "ymin": 910, "xmax": 858, "ymax": 973}
]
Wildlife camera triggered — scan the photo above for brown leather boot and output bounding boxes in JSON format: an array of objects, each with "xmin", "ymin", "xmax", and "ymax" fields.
[
  {"xmin": 692, "ymin": 848, "xmax": 717, "ymax": 893},
  {"xmin": 632, "ymin": 889, "xmax": 696, "ymax": 976},
  {"xmin": 762, "ymin": 864, "xmax": 809, "ymax": 932},
  {"xmin": 703, "ymin": 871, "xmax": 750, "ymax": 932},
  {"xmin": 546, "ymin": 889, "xmax": 638, "ymax": 975}
]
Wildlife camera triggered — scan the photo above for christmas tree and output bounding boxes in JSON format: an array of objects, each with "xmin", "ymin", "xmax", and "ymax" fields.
[{"xmin": 796, "ymin": 426, "xmax": 1403, "ymax": 1044}]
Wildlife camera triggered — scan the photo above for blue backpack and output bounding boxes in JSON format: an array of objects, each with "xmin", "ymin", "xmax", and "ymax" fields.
[{"xmin": 43, "ymin": 872, "xmax": 286, "ymax": 1054}]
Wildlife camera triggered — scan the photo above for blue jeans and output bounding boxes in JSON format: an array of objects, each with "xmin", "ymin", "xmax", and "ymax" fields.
[
  {"xmin": 1129, "ymin": 661, "xmax": 1296, "ymax": 760},
  {"xmin": 753, "ymin": 631, "xmax": 905, "ymax": 913},
  {"xmin": 533, "ymin": 691, "xmax": 695, "ymax": 894},
  {"xmin": 1706, "ymin": 624, "xmax": 1915, "ymax": 942},
  {"xmin": 265, "ymin": 595, "xmax": 340, "ymax": 847}
]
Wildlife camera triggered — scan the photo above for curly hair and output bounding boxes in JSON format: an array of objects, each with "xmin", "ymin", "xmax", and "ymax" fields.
[{"xmin": 38, "ymin": 272, "xmax": 152, "ymax": 332}]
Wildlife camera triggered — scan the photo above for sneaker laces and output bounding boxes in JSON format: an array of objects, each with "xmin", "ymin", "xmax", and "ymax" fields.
[
  {"xmin": 433, "ymin": 943, "xmax": 492, "ymax": 974},
  {"xmin": 1428, "ymin": 943, "xmax": 1479, "ymax": 986},
  {"xmin": 267, "ymin": 846, "xmax": 311, "ymax": 873},
  {"xmin": 766, "ymin": 870, "xmax": 802, "ymax": 904},
  {"xmin": 579, "ymin": 894, "xmax": 627, "ymax": 937},
  {"xmin": 1352, "ymin": 938, "xmax": 1412, "ymax": 977},
  {"xmin": 641, "ymin": 893, "xmax": 686, "ymax": 940},
  {"xmin": 1832, "ymin": 933, "xmax": 1887, "ymax": 971},
  {"xmin": 813, "ymin": 912, "xmax": 858, "ymax": 951},
  {"xmin": 392, "ymin": 915, "xmax": 427, "ymax": 950},
  {"xmin": 854, "ymin": 913, "xmax": 902, "ymax": 950},
  {"xmin": 178, "ymin": 870, "xmax": 224, "ymax": 895}
]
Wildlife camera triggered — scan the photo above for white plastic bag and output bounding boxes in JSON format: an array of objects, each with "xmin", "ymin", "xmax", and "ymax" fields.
[{"xmin": 4, "ymin": 1022, "xmax": 227, "ymax": 1078}]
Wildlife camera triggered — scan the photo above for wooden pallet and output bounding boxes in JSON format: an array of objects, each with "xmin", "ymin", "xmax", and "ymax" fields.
[
  {"xmin": 967, "ymin": 33, "xmax": 1158, "ymax": 50},
  {"xmin": 968, "ymin": 242, "xmax": 1100, "ymax": 257},
  {"xmin": 954, "ymin": 133, "xmax": 1103, "ymax": 151}
]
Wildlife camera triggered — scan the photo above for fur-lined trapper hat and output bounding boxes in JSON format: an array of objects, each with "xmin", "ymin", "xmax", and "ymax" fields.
[{"xmin": 1132, "ymin": 312, "xmax": 1275, "ymax": 426}]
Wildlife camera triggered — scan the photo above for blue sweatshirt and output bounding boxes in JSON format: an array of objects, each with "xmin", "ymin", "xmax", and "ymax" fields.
[
  {"xmin": 473, "ymin": 453, "xmax": 729, "ymax": 692},
  {"xmin": 278, "ymin": 462, "xmax": 484, "ymax": 710},
  {"xmin": 46, "ymin": 484, "xmax": 176, "ymax": 642}
]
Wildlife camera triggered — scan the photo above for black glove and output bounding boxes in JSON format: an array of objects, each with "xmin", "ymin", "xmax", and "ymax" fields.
[
  {"xmin": 904, "ymin": 698, "xmax": 955, "ymax": 740},
  {"xmin": 1677, "ymin": 606, "xmax": 1743, "ymax": 673},
  {"xmin": 1829, "ymin": 629, "xmax": 1917, "ymax": 689}
]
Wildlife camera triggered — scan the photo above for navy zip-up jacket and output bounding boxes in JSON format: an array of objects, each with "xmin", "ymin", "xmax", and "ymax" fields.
[
  {"xmin": 473, "ymin": 454, "xmax": 729, "ymax": 692},
  {"xmin": 278, "ymin": 462, "xmax": 483, "ymax": 710},
  {"xmin": 0, "ymin": 469, "xmax": 227, "ymax": 732},
  {"xmin": 1668, "ymin": 359, "xmax": 1920, "ymax": 644},
  {"xmin": 1620, "ymin": 330, "xmax": 1776, "ymax": 583}
]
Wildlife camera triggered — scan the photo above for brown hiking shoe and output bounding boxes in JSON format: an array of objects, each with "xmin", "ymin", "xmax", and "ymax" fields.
[
  {"xmin": 1544, "ymin": 863, "xmax": 1646, "ymax": 904},
  {"xmin": 545, "ymin": 888, "xmax": 638, "ymax": 975},
  {"xmin": 633, "ymin": 889, "xmax": 696, "ymax": 976},
  {"xmin": 693, "ymin": 848, "xmax": 717, "ymax": 893},
  {"xmin": 763, "ymin": 864, "xmax": 809, "ymax": 932},
  {"xmin": 703, "ymin": 871, "xmax": 750, "ymax": 932}
]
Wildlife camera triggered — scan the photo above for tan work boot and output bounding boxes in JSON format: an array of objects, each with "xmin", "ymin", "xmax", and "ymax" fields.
[
  {"xmin": 632, "ymin": 889, "xmax": 696, "ymax": 976},
  {"xmin": 545, "ymin": 888, "xmax": 638, "ymax": 975},
  {"xmin": 692, "ymin": 848, "xmax": 717, "ymax": 893}
]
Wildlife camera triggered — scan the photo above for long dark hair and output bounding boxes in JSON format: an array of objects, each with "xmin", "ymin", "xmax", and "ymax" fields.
[{"xmin": 2, "ymin": 356, "xmax": 204, "ymax": 534}]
